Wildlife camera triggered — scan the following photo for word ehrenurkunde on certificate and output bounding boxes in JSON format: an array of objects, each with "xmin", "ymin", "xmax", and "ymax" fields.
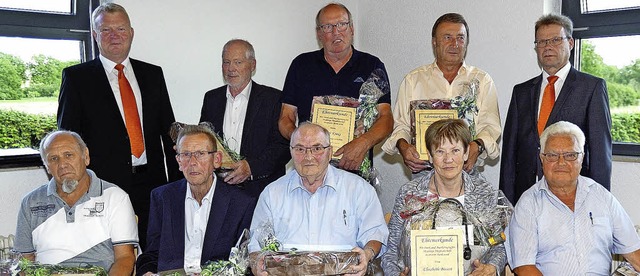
[
  {"xmin": 311, "ymin": 103, "xmax": 356, "ymax": 158},
  {"xmin": 410, "ymin": 229, "xmax": 464, "ymax": 276}
]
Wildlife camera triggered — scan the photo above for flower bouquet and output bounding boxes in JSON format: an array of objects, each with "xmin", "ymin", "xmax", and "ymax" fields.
[
  {"xmin": 309, "ymin": 68, "xmax": 390, "ymax": 184},
  {"xmin": 159, "ymin": 230, "xmax": 251, "ymax": 276}
]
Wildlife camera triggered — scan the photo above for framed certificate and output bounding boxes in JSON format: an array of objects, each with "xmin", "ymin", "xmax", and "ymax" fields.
[
  {"xmin": 410, "ymin": 229, "xmax": 464, "ymax": 276},
  {"xmin": 311, "ymin": 103, "xmax": 357, "ymax": 158},
  {"xmin": 414, "ymin": 109, "xmax": 458, "ymax": 160}
]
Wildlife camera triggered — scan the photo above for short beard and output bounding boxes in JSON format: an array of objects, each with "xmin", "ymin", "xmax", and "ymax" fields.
[{"xmin": 62, "ymin": 179, "xmax": 79, "ymax": 193}]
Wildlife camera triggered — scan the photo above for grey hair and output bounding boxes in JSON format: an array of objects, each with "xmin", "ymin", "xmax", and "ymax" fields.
[
  {"xmin": 540, "ymin": 121, "xmax": 585, "ymax": 153},
  {"xmin": 535, "ymin": 14, "xmax": 573, "ymax": 38},
  {"xmin": 176, "ymin": 123, "xmax": 218, "ymax": 152},
  {"xmin": 223, "ymin": 39, "xmax": 255, "ymax": 60},
  {"xmin": 39, "ymin": 130, "xmax": 88, "ymax": 163},
  {"xmin": 91, "ymin": 2, "xmax": 131, "ymax": 30},
  {"xmin": 290, "ymin": 122, "xmax": 331, "ymax": 147}
]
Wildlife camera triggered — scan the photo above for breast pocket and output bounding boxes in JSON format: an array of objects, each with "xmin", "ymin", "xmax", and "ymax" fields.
[{"xmin": 331, "ymin": 212, "xmax": 357, "ymax": 242}]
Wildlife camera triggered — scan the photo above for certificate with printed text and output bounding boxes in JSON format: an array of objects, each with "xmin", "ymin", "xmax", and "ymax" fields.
[
  {"xmin": 411, "ymin": 229, "xmax": 464, "ymax": 276},
  {"xmin": 311, "ymin": 103, "xmax": 356, "ymax": 159},
  {"xmin": 414, "ymin": 109, "xmax": 458, "ymax": 160}
]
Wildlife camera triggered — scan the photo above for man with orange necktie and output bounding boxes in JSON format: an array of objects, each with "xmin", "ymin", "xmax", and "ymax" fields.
[
  {"xmin": 57, "ymin": 3, "xmax": 180, "ymax": 250},
  {"xmin": 500, "ymin": 14, "xmax": 612, "ymax": 204}
]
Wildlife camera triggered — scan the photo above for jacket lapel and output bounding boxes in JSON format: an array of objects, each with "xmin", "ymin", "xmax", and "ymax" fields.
[
  {"xmin": 530, "ymin": 75, "xmax": 543, "ymax": 137},
  {"xmin": 240, "ymin": 82, "xmax": 262, "ymax": 155},
  {"xmin": 171, "ymin": 180, "xmax": 188, "ymax": 254},
  {"xmin": 547, "ymin": 67, "xmax": 577, "ymax": 125},
  {"xmin": 211, "ymin": 91, "xmax": 227, "ymax": 135},
  {"xmin": 201, "ymin": 179, "xmax": 231, "ymax": 262},
  {"xmin": 91, "ymin": 59, "xmax": 127, "ymax": 129}
]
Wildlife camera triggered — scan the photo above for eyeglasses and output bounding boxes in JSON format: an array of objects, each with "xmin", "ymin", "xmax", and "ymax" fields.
[
  {"xmin": 541, "ymin": 152, "xmax": 582, "ymax": 162},
  {"xmin": 176, "ymin": 151, "xmax": 215, "ymax": 162},
  {"xmin": 534, "ymin": 36, "xmax": 569, "ymax": 48},
  {"xmin": 291, "ymin": 145, "xmax": 330, "ymax": 155},
  {"xmin": 317, "ymin": 21, "xmax": 350, "ymax": 33}
]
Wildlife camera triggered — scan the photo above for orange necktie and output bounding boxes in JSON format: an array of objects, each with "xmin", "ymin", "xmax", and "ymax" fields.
[
  {"xmin": 115, "ymin": 64, "xmax": 144, "ymax": 158},
  {"xmin": 538, "ymin": 75, "xmax": 559, "ymax": 136}
]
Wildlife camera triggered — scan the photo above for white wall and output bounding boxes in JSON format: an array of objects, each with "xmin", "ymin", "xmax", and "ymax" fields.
[{"xmin": 1, "ymin": 0, "xmax": 639, "ymax": 236}]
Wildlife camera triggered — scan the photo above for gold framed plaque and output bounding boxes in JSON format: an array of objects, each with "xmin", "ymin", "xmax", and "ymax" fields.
[
  {"xmin": 414, "ymin": 109, "xmax": 458, "ymax": 160},
  {"xmin": 311, "ymin": 103, "xmax": 357, "ymax": 158},
  {"xmin": 410, "ymin": 229, "xmax": 464, "ymax": 276}
]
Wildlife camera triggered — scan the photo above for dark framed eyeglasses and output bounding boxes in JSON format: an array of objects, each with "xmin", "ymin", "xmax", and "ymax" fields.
[
  {"xmin": 291, "ymin": 145, "xmax": 330, "ymax": 155},
  {"xmin": 317, "ymin": 21, "xmax": 350, "ymax": 33}
]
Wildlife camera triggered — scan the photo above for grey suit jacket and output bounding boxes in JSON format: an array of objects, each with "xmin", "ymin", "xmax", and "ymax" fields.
[{"xmin": 500, "ymin": 67, "xmax": 612, "ymax": 203}]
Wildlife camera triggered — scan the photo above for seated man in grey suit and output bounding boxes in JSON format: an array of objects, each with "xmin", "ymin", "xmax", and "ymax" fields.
[
  {"xmin": 200, "ymin": 39, "xmax": 290, "ymax": 198},
  {"xmin": 136, "ymin": 124, "xmax": 255, "ymax": 275}
]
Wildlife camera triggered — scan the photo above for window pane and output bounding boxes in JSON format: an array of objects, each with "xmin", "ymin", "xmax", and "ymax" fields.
[
  {"xmin": 0, "ymin": 0, "xmax": 71, "ymax": 14},
  {"xmin": 580, "ymin": 35, "xmax": 640, "ymax": 144},
  {"xmin": 0, "ymin": 36, "xmax": 80, "ymax": 149},
  {"xmin": 581, "ymin": 0, "xmax": 640, "ymax": 13}
]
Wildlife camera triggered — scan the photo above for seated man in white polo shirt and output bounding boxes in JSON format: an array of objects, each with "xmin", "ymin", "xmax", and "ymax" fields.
[{"xmin": 14, "ymin": 130, "xmax": 138, "ymax": 274}]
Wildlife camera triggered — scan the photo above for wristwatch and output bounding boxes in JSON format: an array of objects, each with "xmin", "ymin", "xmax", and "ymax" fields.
[{"xmin": 472, "ymin": 139, "xmax": 485, "ymax": 154}]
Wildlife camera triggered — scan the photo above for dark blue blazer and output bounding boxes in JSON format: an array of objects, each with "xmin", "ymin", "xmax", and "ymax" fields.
[
  {"xmin": 199, "ymin": 81, "xmax": 290, "ymax": 198},
  {"xmin": 500, "ymin": 67, "xmax": 612, "ymax": 203},
  {"xmin": 135, "ymin": 178, "xmax": 256, "ymax": 274}
]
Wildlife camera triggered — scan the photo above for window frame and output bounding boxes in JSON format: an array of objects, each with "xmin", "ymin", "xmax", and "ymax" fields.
[
  {"xmin": 563, "ymin": 1, "xmax": 640, "ymax": 156},
  {"xmin": 0, "ymin": 0, "xmax": 98, "ymax": 169}
]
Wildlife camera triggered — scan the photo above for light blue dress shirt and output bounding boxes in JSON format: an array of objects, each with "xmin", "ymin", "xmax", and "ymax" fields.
[
  {"xmin": 506, "ymin": 176, "xmax": 640, "ymax": 275},
  {"xmin": 248, "ymin": 166, "xmax": 389, "ymax": 253}
]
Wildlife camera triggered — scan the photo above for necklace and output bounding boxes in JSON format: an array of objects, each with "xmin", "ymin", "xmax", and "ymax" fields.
[{"xmin": 433, "ymin": 176, "xmax": 464, "ymax": 198}]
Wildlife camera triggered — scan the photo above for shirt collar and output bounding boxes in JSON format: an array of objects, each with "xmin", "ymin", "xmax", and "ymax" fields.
[
  {"xmin": 225, "ymin": 81, "xmax": 253, "ymax": 100},
  {"xmin": 185, "ymin": 175, "xmax": 217, "ymax": 203},
  {"xmin": 431, "ymin": 60, "xmax": 468, "ymax": 75},
  {"xmin": 287, "ymin": 165, "xmax": 338, "ymax": 194},
  {"xmin": 99, "ymin": 54, "xmax": 132, "ymax": 73},
  {"xmin": 542, "ymin": 62, "xmax": 571, "ymax": 80},
  {"xmin": 316, "ymin": 46, "xmax": 359, "ymax": 68},
  {"xmin": 536, "ymin": 174, "xmax": 593, "ymax": 196},
  {"xmin": 46, "ymin": 169, "xmax": 102, "ymax": 199}
]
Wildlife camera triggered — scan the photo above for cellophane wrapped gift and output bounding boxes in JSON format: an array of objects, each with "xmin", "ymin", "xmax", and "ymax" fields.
[
  {"xmin": 310, "ymin": 68, "xmax": 389, "ymax": 185},
  {"xmin": 264, "ymin": 251, "xmax": 359, "ymax": 276},
  {"xmin": 398, "ymin": 190, "xmax": 513, "ymax": 274},
  {"xmin": 11, "ymin": 258, "xmax": 107, "ymax": 276}
]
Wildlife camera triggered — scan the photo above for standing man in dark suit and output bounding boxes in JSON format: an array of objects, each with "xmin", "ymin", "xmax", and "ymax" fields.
[
  {"xmin": 500, "ymin": 14, "xmax": 612, "ymax": 203},
  {"xmin": 200, "ymin": 39, "xmax": 290, "ymax": 198},
  {"xmin": 136, "ymin": 124, "xmax": 255, "ymax": 275},
  {"xmin": 57, "ymin": 3, "xmax": 180, "ymax": 249}
]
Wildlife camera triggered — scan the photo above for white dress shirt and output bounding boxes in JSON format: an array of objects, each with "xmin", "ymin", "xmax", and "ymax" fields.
[
  {"xmin": 183, "ymin": 177, "xmax": 216, "ymax": 274},
  {"xmin": 223, "ymin": 82, "xmax": 252, "ymax": 153}
]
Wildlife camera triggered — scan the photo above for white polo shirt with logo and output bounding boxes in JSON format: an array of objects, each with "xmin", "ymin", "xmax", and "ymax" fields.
[{"xmin": 14, "ymin": 169, "xmax": 138, "ymax": 271}]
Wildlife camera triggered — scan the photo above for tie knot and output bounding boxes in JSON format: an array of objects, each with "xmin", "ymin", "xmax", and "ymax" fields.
[
  {"xmin": 115, "ymin": 63, "xmax": 125, "ymax": 72},
  {"xmin": 547, "ymin": 75, "xmax": 559, "ymax": 84}
]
